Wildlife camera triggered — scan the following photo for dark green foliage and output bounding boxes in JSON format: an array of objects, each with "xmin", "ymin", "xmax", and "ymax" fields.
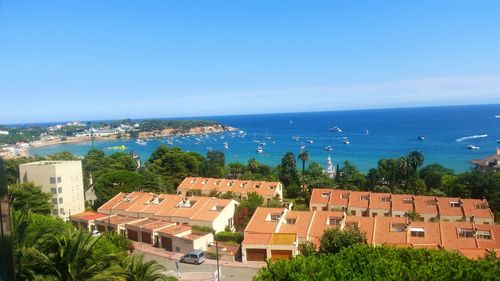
[
  {"xmin": 145, "ymin": 146, "xmax": 204, "ymax": 188},
  {"xmin": 215, "ymin": 231, "xmax": 244, "ymax": 243},
  {"xmin": 278, "ymin": 152, "xmax": 300, "ymax": 198},
  {"xmin": 336, "ymin": 161, "xmax": 366, "ymax": 190},
  {"xmin": 234, "ymin": 192, "xmax": 264, "ymax": 230},
  {"xmin": 94, "ymin": 170, "xmax": 145, "ymax": 205},
  {"xmin": 319, "ymin": 227, "xmax": 367, "ymax": 254},
  {"xmin": 200, "ymin": 150, "xmax": 226, "ymax": 178},
  {"xmin": 9, "ymin": 182, "xmax": 52, "ymax": 215},
  {"xmin": 298, "ymin": 241, "xmax": 317, "ymax": 257},
  {"xmin": 254, "ymin": 245, "xmax": 500, "ymax": 281},
  {"xmin": 191, "ymin": 225, "xmax": 215, "ymax": 234}
]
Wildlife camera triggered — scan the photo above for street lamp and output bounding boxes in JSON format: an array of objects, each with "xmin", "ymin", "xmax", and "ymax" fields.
[{"xmin": 209, "ymin": 239, "xmax": 220, "ymax": 281}]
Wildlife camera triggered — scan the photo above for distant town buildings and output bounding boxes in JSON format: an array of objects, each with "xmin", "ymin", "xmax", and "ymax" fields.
[
  {"xmin": 309, "ymin": 189, "xmax": 494, "ymax": 224},
  {"xmin": 470, "ymin": 148, "xmax": 500, "ymax": 172},
  {"xmin": 0, "ymin": 130, "xmax": 9, "ymax": 135},
  {"xmin": 19, "ymin": 160, "xmax": 85, "ymax": 219},
  {"xmin": 242, "ymin": 206, "xmax": 500, "ymax": 262},
  {"xmin": 177, "ymin": 177, "xmax": 283, "ymax": 204}
]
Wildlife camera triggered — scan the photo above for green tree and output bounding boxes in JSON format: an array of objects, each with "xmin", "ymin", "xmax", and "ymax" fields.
[
  {"xmin": 319, "ymin": 227, "xmax": 367, "ymax": 254},
  {"xmin": 9, "ymin": 183, "xmax": 52, "ymax": 215},
  {"xmin": 336, "ymin": 161, "xmax": 366, "ymax": 190},
  {"xmin": 298, "ymin": 241, "xmax": 317, "ymax": 257},
  {"xmin": 200, "ymin": 150, "xmax": 226, "ymax": 178},
  {"xmin": 44, "ymin": 229, "xmax": 122, "ymax": 281},
  {"xmin": 122, "ymin": 253, "xmax": 175, "ymax": 281},
  {"xmin": 298, "ymin": 150, "xmax": 310, "ymax": 172},
  {"xmin": 94, "ymin": 170, "xmax": 145, "ymax": 206},
  {"xmin": 278, "ymin": 152, "xmax": 300, "ymax": 197}
]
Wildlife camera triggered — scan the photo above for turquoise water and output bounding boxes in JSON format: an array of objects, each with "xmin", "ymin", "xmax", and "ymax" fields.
[{"xmin": 31, "ymin": 105, "xmax": 500, "ymax": 173}]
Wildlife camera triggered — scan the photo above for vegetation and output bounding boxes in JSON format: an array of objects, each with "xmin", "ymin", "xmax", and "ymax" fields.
[
  {"xmin": 234, "ymin": 192, "xmax": 264, "ymax": 231},
  {"xmin": 214, "ymin": 231, "xmax": 244, "ymax": 244},
  {"xmin": 11, "ymin": 210, "xmax": 176, "ymax": 281},
  {"xmin": 318, "ymin": 227, "xmax": 367, "ymax": 254},
  {"xmin": 254, "ymin": 245, "xmax": 500, "ymax": 281},
  {"xmin": 8, "ymin": 182, "xmax": 52, "ymax": 215}
]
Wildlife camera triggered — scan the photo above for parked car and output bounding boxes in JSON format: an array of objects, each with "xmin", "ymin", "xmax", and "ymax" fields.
[{"xmin": 180, "ymin": 250, "xmax": 206, "ymax": 265}]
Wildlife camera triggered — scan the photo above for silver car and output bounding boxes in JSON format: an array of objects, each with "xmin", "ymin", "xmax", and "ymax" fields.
[{"xmin": 180, "ymin": 250, "xmax": 206, "ymax": 265}]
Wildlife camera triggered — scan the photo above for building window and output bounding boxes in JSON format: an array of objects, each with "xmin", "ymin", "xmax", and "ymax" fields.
[
  {"xmin": 381, "ymin": 197, "xmax": 391, "ymax": 202},
  {"xmin": 51, "ymin": 188, "xmax": 57, "ymax": 194},
  {"xmin": 403, "ymin": 198, "xmax": 413, "ymax": 204},
  {"xmin": 344, "ymin": 222, "xmax": 359, "ymax": 230},
  {"xmin": 59, "ymin": 208, "xmax": 64, "ymax": 215},
  {"xmin": 58, "ymin": 187, "xmax": 63, "ymax": 193},
  {"xmin": 341, "ymin": 193, "xmax": 349, "ymax": 199},
  {"xmin": 450, "ymin": 202, "xmax": 461, "ymax": 208},
  {"xmin": 372, "ymin": 212, "xmax": 378, "ymax": 217},
  {"xmin": 475, "ymin": 204, "xmax": 489, "ymax": 209},
  {"xmin": 52, "ymin": 198, "xmax": 58, "ymax": 205},
  {"xmin": 410, "ymin": 227, "xmax": 425, "ymax": 237},
  {"xmin": 328, "ymin": 217, "xmax": 341, "ymax": 226},
  {"xmin": 426, "ymin": 200, "xmax": 437, "ymax": 206},
  {"xmin": 269, "ymin": 214, "xmax": 280, "ymax": 221},
  {"xmin": 360, "ymin": 195, "xmax": 369, "ymax": 201},
  {"xmin": 321, "ymin": 192, "xmax": 330, "ymax": 198},
  {"xmin": 350, "ymin": 210, "xmax": 356, "ymax": 216},
  {"xmin": 52, "ymin": 209, "xmax": 58, "ymax": 215},
  {"xmin": 176, "ymin": 247, "xmax": 180, "ymax": 252},
  {"xmin": 361, "ymin": 211, "xmax": 369, "ymax": 217},
  {"xmin": 391, "ymin": 223, "xmax": 407, "ymax": 232},
  {"xmin": 286, "ymin": 218, "xmax": 297, "ymax": 225},
  {"xmin": 458, "ymin": 228, "xmax": 474, "ymax": 238},
  {"xmin": 476, "ymin": 230, "xmax": 491, "ymax": 240},
  {"xmin": 57, "ymin": 177, "xmax": 62, "ymax": 183},
  {"xmin": 59, "ymin": 197, "xmax": 63, "ymax": 204},
  {"xmin": 50, "ymin": 177, "xmax": 56, "ymax": 184}
]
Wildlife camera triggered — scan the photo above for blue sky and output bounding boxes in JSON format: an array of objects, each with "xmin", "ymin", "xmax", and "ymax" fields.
[{"xmin": 1, "ymin": 0, "xmax": 499, "ymax": 124}]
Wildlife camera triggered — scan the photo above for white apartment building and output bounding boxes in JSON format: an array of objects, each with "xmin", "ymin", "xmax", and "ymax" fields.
[{"xmin": 19, "ymin": 161, "xmax": 85, "ymax": 219}]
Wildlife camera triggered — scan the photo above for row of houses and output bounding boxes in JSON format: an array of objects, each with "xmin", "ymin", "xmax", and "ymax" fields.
[
  {"xmin": 242, "ymin": 207, "xmax": 500, "ymax": 262},
  {"xmin": 71, "ymin": 211, "xmax": 213, "ymax": 253},
  {"xmin": 177, "ymin": 177, "xmax": 283, "ymax": 203},
  {"xmin": 310, "ymin": 189, "xmax": 494, "ymax": 224},
  {"xmin": 97, "ymin": 191, "xmax": 239, "ymax": 232}
]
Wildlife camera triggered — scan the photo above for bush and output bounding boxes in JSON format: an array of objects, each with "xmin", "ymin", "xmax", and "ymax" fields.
[
  {"xmin": 215, "ymin": 231, "xmax": 244, "ymax": 244},
  {"xmin": 254, "ymin": 245, "xmax": 500, "ymax": 281},
  {"xmin": 319, "ymin": 227, "xmax": 366, "ymax": 254},
  {"xmin": 191, "ymin": 225, "xmax": 215, "ymax": 234}
]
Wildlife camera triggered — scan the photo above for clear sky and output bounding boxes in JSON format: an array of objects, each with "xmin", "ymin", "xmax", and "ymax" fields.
[{"xmin": 1, "ymin": 0, "xmax": 499, "ymax": 124}]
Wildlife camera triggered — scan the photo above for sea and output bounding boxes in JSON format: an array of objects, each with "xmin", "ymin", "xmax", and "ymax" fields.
[{"xmin": 30, "ymin": 104, "xmax": 500, "ymax": 173}]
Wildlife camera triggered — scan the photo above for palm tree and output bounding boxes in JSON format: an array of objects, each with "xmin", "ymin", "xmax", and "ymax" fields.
[
  {"xmin": 407, "ymin": 151, "xmax": 424, "ymax": 171},
  {"xmin": 45, "ymin": 229, "xmax": 122, "ymax": 281},
  {"xmin": 298, "ymin": 150, "xmax": 310, "ymax": 172},
  {"xmin": 398, "ymin": 156, "xmax": 411, "ymax": 183},
  {"xmin": 122, "ymin": 253, "xmax": 175, "ymax": 281}
]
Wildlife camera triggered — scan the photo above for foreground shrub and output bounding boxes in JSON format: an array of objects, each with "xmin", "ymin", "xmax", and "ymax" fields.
[{"xmin": 254, "ymin": 245, "xmax": 500, "ymax": 281}]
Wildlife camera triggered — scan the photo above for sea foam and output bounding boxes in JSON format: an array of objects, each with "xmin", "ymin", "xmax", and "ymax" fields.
[{"xmin": 456, "ymin": 134, "xmax": 488, "ymax": 142}]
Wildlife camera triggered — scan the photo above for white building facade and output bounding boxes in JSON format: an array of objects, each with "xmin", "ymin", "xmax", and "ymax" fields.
[{"xmin": 19, "ymin": 160, "xmax": 85, "ymax": 219}]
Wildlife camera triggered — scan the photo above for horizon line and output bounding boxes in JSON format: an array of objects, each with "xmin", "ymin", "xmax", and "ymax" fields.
[{"xmin": 3, "ymin": 102, "xmax": 499, "ymax": 127}]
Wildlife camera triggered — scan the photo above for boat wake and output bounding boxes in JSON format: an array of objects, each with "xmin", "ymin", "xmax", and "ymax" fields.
[{"xmin": 456, "ymin": 134, "xmax": 488, "ymax": 142}]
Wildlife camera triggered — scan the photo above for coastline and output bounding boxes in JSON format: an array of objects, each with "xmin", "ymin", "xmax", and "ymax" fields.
[{"xmin": 29, "ymin": 125, "xmax": 237, "ymax": 149}]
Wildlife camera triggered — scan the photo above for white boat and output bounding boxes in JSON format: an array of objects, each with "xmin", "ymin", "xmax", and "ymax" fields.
[
  {"xmin": 292, "ymin": 136, "xmax": 300, "ymax": 141},
  {"xmin": 307, "ymin": 140, "xmax": 314, "ymax": 144},
  {"xmin": 207, "ymin": 147, "xmax": 213, "ymax": 151},
  {"xmin": 300, "ymin": 144, "xmax": 306, "ymax": 150},
  {"xmin": 343, "ymin": 138, "xmax": 350, "ymax": 145},
  {"xmin": 135, "ymin": 139, "xmax": 147, "ymax": 145},
  {"xmin": 256, "ymin": 146, "xmax": 263, "ymax": 153},
  {"xmin": 418, "ymin": 136, "xmax": 425, "ymax": 141},
  {"xmin": 329, "ymin": 127, "xmax": 342, "ymax": 132},
  {"xmin": 223, "ymin": 142, "xmax": 229, "ymax": 149},
  {"xmin": 467, "ymin": 145, "xmax": 480, "ymax": 150},
  {"xmin": 325, "ymin": 145, "xmax": 333, "ymax": 151},
  {"xmin": 260, "ymin": 142, "xmax": 267, "ymax": 146}
]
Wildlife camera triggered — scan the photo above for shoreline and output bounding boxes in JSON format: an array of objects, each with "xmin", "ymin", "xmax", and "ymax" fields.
[{"xmin": 29, "ymin": 125, "xmax": 237, "ymax": 149}]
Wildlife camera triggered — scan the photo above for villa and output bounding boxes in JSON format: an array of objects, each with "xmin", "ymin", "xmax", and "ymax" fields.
[
  {"xmin": 470, "ymin": 148, "xmax": 500, "ymax": 172},
  {"xmin": 241, "ymin": 206, "xmax": 500, "ymax": 262},
  {"xmin": 177, "ymin": 177, "xmax": 283, "ymax": 204},
  {"xmin": 309, "ymin": 188, "xmax": 494, "ymax": 224}
]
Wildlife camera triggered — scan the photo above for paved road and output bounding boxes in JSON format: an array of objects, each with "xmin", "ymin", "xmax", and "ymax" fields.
[{"xmin": 141, "ymin": 252, "xmax": 259, "ymax": 281}]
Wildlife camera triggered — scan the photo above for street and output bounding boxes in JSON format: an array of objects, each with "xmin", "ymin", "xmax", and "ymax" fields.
[{"xmin": 141, "ymin": 251, "xmax": 260, "ymax": 281}]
